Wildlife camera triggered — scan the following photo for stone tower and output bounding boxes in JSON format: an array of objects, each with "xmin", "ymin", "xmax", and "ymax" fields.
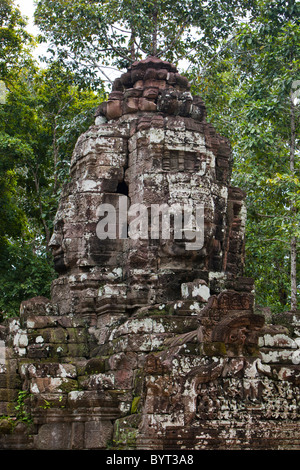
[
  {"xmin": 49, "ymin": 55, "xmax": 248, "ymax": 320},
  {"xmin": 1, "ymin": 57, "xmax": 300, "ymax": 450}
]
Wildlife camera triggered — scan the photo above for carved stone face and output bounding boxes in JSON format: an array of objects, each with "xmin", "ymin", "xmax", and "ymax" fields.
[
  {"xmin": 48, "ymin": 220, "xmax": 67, "ymax": 273},
  {"xmin": 48, "ymin": 57, "xmax": 247, "ymax": 314},
  {"xmin": 48, "ymin": 217, "xmax": 86, "ymax": 273}
]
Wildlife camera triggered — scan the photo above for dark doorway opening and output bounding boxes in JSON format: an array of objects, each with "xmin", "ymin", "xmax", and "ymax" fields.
[{"xmin": 117, "ymin": 180, "xmax": 129, "ymax": 196}]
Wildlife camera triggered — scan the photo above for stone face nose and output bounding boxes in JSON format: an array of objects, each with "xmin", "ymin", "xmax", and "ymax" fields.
[{"xmin": 48, "ymin": 231, "xmax": 62, "ymax": 249}]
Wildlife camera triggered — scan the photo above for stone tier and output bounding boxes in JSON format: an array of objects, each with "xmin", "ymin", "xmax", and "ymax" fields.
[{"xmin": 95, "ymin": 56, "xmax": 206, "ymax": 122}]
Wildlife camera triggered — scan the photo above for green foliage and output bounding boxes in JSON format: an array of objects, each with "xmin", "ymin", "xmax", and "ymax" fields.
[
  {"xmin": 0, "ymin": 1, "xmax": 105, "ymax": 318},
  {"xmin": 191, "ymin": 0, "xmax": 300, "ymax": 312},
  {"xmin": 0, "ymin": 0, "xmax": 299, "ymax": 317},
  {"xmin": 0, "ymin": 0, "xmax": 34, "ymax": 82},
  {"xmin": 0, "ymin": 239, "xmax": 56, "ymax": 317},
  {"xmin": 34, "ymin": 0, "xmax": 257, "ymax": 87},
  {"xmin": 14, "ymin": 390, "xmax": 33, "ymax": 424}
]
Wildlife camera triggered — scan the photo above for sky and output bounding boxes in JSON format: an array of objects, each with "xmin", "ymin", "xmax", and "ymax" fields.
[
  {"xmin": 16, "ymin": 0, "xmax": 39, "ymax": 34},
  {"xmin": 16, "ymin": 0, "xmax": 52, "ymax": 63},
  {"xmin": 14, "ymin": 0, "xmax": 118, "ymax": 83},
  {"xmin": 14, "ymin": 0, "xmax": 189, "ymax": 84}
]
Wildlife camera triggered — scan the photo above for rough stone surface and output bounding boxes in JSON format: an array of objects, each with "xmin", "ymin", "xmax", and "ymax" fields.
[{"xmin": 0, "ymin": 56, "xmax": 300, "ymax": 450}]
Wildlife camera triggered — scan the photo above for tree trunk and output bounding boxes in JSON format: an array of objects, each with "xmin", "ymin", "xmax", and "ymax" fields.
[
  {"xmin": 129, "ymin": 26, "xmax": 136, "ymax": 61},
  {"xmin": 53, "ymin": 116, "xmax": 58, "ymax": 193},
  {"xmin": 290, "ymin": 91, "xmax": 297, "ymax": 312},
  {"xmin": 291, "ymin": 236, "xmax": 297, "ymax": 312},
  {"xmin": 152, "ymin": 4, "xmax": 158, "ymax": 56},
  {"xmin": 32, "ymin": 166, "xmax": 51, "ymax": 250}
]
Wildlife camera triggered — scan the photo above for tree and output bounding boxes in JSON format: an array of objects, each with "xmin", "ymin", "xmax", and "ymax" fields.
[
  {"xmin": 190, "ymin": 0, "xmax": 300, "ymax": 313},
  {"xmin": 0, "ymin": 2, "xmax": 105, "ymax": 317},
  {"xmin": 34, "ymin": 0, "xmax": 256, "ymax": 88},
  {"xmin": 0, "ymin": 60, "xmax": 103, "ymax": 316},
  {"xmin": 0, "ymin": 0, "xmax": 35, "ymax": 248},
  {"xmin": 0, "ymin": 0, "xmax": 34, "ymax": 83}
]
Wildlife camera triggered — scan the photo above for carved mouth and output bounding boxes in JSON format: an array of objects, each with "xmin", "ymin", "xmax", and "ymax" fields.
[
  {"xmin": 52, "ymin": 248, "xmax": 64, "ymax": 259},
  {"xmin": 52, "ymin": 252, "xmax": 67, "ymax": 272}
]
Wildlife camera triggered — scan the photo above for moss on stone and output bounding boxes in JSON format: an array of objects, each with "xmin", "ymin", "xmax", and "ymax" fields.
[
  {"xmin": 112, "ymin": 414, "xmax": 141, "ymax": 449},
  {"xmin": 132, "ymin": 368, "xmax": 144, "ymax": 397},
  {"xmin": 85, "ymin": 357, "xmax": 106, "ymax": 374},
  {"xmin": 59, "ymin": 379, "xmax": 79, "ymax": 393},
  {"xmin": 202, "ymin": 341, "xmax": 227, "ymax": 356},
  {"xmin": 130, "ymin": 396, "xmax": 141, "ymax": 414},
  {"xmin": 67, "ymin": 343, "xmax": 89, "ymax": 357},
  {"xmin": 0, "ymin": 418, "xmax": 14, "ymax": 434}
]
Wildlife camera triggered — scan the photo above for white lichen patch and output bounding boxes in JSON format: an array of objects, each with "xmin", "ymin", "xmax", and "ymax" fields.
[
  {"xmin": 191, "ymin": 285, "xmax": 210, "ymax": 301},
  {"xmin": 181, "ymin": 281, "xmax": 210, "ymax": 302},
  {"xmin": 260, "ymin": 349, "xmax": 294, "ymax": 364},
  {"xmin": 58, "ymin": 364, "xmax": 77, "ymax": 378},
  {"xmin": 68, "ymin": 390, "xmax": 85, "ymax": 401},
  {"xmin": 209, "ymin": 271, "xmax": 226, "ymax": 281},
  {"xmin": 107, "ymin": 267, "xmax": 123, "ymax": 280},
  {"xmin": 291, "ymin": 350, "xmax": 300, "ymax": 365},
  {"xmin": 262, "ymin": 334, "xmax": 297, "ymax": 348},
  {"xmin": 26, "ymin": 319, "xmax": 35, "ymax": 329},
  {"xmin": 189, "ymin": 302, "xmax": 201, "ymax": 313}
]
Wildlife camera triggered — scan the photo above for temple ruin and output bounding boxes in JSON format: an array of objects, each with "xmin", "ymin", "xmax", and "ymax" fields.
[{"xmin": 0, "ymin": 56, "xmax": 300, "ymax": 450}]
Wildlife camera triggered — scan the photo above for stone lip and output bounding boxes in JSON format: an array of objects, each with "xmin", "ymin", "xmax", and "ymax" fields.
[{"xmin": 95, "ymin": 56, "xmax": 197, "ymax": 121}]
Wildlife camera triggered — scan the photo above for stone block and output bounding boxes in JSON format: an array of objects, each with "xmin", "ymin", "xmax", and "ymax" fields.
[
  {"xmin": 66, "ymin": 327, "xmax": 87, "ymax": 343},
  {"xmin": 35, "ymin": 423, "xmax": 72, "ymax": 450},
  {"xmin": 26, "ymin": 316, "xmax": 57, "ymax": 329},
  {"xmin": 21, "ymin": 362, "xmax": 77, "ymax": 379},
  {"xmin": 123, "ymin": 97, "xmax": 139, "ymax": 114},
  {"xmin": 30, "ymin": 377, "xmax": 78, "ymax": 394},
  {"xmin": 71, "ymin": 422, "xmax": 85, "ymax": 449},
  {"xmin": 260, "ymin": 348, "xmax": 298, "ymax": 364},
  {"xmin": 106, "ymin": 99, "xmax": 123, "ymax": 120},
  {"xmin": 31, "ymin": 392, "xmax": 68, "ymax": 409},
  {"xmin": 20, "ymin": 297, "xmax": 55, "ymax": 318},
  {"xmin": 84, "ymin": 420, "xmax": 114, "ymax": 449},
  {"xmin": 138, "ymin": 98, "xmax": 157, "ymax": 112},
  {"xmin": 0, "ymin": 388, "xmax": 18, "ymax": 401},
  {"xmin": 27, "ymin": 328, "xmax": 63, "ymax": 346},
  {"xmin": 4, "ymin": 56, "xmax": 300, "ymax": 453}
]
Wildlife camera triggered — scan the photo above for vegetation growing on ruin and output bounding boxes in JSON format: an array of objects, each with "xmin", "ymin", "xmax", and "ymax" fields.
[{"xmin": 0, "ymin": 0, "xmax": 299, "ymax": 315}]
